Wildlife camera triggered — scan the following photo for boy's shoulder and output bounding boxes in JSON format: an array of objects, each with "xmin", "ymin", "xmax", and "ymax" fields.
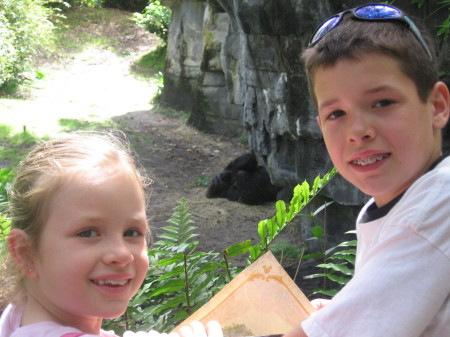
[{"xmin": 381, "ymin": 155, "xmax": 450, "ymax": 256}]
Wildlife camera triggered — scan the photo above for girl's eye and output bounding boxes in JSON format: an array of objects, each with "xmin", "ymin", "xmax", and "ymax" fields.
[
  {"xmin": 327, "ymin": 110, "xmax": 346, "ymax": 120},
  {"xmin": 374, "ymin": 99, "xmax": 395, "ymax": 108},
  {"xmin": 78, "ymin": 229, "xmax": 99, "ymax": 238},
  {"xmin": 124, "ymin": 229, "xmax": 142, "ymax": 237}
]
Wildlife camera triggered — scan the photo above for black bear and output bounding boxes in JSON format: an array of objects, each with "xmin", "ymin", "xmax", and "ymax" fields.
[{"xmin": 206, "ymin": 153, "xmax": 281, "ymax": 205}]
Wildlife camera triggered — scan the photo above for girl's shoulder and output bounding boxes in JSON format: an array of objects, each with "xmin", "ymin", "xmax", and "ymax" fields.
[{"xmin": 10, "ymin": 321, "xmax": 118, "ymax": 337}]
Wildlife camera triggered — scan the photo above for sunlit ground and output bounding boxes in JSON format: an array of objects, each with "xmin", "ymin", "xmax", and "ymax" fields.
[{"xmin": 0, "ymin": 46, "xmax": 159, "ymax": 138}]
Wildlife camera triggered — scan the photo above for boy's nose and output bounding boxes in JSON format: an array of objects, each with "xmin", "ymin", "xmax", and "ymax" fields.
[
  {"xmin": 103, "ymin": 239, "xmax": 134, "ymax": 266},
  {"xmin": 347, "ymin": 113, "xmax": 375, "ymax": 144}
]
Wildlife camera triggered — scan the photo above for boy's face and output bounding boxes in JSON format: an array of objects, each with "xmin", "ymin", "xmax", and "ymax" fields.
[{"xmin": 314, "ymin": 53, "xmax": 449, "ymax": 206}]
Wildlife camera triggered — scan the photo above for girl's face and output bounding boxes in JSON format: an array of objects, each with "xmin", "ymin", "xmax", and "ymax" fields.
[
  {"xmin": 314, "ymin": 53, "xmax": 448, "ymax": 206},
  {"xmin": 26, "ymin": 169, "xmax": 149, "ymax": 330}
]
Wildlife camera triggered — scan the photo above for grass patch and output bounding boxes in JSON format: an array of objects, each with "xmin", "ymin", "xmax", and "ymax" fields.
[
  {"xmin": 0, "ymin": 124, "xmax": 45, "ymax": 166},
  {"xmin": 58, "ymin": 118, "xmax": 116, "ymax": 132},
  {"xmin": 53, "ymin": 7, "xmax": 138, "ymax": 56},
  {"xmin": 132, "ymin": 44, "xmax": 167, "ymax": 77},
  {"xmin": 152, "ymin": 103, "xmax": 190, "ymax": 121},
  {"xmin": 187, "ymin": 174, "xmax": 212, "ymax": 188}
]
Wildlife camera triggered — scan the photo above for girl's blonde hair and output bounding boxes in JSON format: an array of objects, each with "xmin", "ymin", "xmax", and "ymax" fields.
[{"xmin": 1, "ymin": 132, "xmax": 151, "ymax": 308}]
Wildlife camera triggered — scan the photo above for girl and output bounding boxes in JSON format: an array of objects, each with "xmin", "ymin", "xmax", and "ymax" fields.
[{"xmin": 0, "ymin": 133, "xmax": 221, "ymax": 337}]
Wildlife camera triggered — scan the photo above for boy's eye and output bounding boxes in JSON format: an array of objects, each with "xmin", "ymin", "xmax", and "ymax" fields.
[
  {"xmin": 124, "ymin": 229, "xmax": 142, "ymax": 237},
  {"xmin": 78, "ymin": 229, "xmax": 100, "ymax": 238},
  {"xmin": 374, "ymin": 99, "xmax": 395, "ymax": 108},
  {"xmin": 327, "ymin": 110, "xmax": 346, "ymax": 120}
]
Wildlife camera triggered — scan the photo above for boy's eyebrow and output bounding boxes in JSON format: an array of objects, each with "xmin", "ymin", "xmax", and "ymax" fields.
[
  {"xmin": 318, "ymin": 85, "xmax": 398, "ymax": 111},
  {"xmin": 364, "ymin": 85, "xmax": 396, "ymax": 95},
  {"xmin": 318, "ymin": 98, "xmax": 339, "ymax": 111}
]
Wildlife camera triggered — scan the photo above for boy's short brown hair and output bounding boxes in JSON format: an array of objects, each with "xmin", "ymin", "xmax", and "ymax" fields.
[{"xmin": 302, "ymin": 14, "xmax": 438, "ymax": 105}]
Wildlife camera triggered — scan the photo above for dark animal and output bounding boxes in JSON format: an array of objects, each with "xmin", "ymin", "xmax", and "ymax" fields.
[{"xmin": 206, "ymin": 153, "xmax": 281, "ymax": 205}]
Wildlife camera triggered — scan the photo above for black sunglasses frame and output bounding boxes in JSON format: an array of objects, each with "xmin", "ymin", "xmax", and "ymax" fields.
[{"xmin": 308, "ymin": 3, "xmax": 432, "ymax": 60}]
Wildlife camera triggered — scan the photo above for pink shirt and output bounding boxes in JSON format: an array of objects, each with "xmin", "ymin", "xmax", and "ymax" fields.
[{"xmin": 0, "ymin": 304, "xmax": 118, "ymax": 337}]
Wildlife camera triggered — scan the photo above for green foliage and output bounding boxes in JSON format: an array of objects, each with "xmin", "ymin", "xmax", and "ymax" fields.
[
  {"xmin": 132, "ymin": 45, "xmax": 167, "ymax": 81},
  {"xmin": 225, "ymin": 168, "xmax": 338, "ymax": 263},
  {"xmin": 0, "ymin": 214, "xmax": 11, "ymax": 256},
  {"xmin": 0, "ymin": 124, "xmax": 42, "ymax": 166},
  {"xmin": 103, "ymin": 198, "xmax": 238, "ymax": 334},
  {"xmin": 133, "ymin": 0, "xmax": 172, "ymax": 42},
  {"xmin": 0, "ymin": 168, "xmax": 14, "ymax": 213},
  {"xmin": 0, "ymin": 167, "xmax": 13, "ymax": 254},
  {"xmin": 58, "ymin": 117, "xmax": 115, "ymax": 132},
  {"xmin": 304, "ymin": 230, "xmax": 357, "ymax": 298},
  {"xmin": 0, "ymin": 0, "xmax": 56, "ymax": 92},
  {"xmin": 187, "ymin": 174, "xmax": 211, "ymax": 188},
  {"xmin": 63, "ymin": 0, "xmax": 103, "ymax": 8},
  {"xmin": 409, "ymin": 0, "xmax": 450, "ymax": 40},
  {"xmin": 436, "ymin": 0, "xmax": 450, "ymax": 40}
]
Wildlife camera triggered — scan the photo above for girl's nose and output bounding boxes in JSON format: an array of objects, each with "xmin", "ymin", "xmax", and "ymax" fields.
[{"xmin": 103, "ymin": 239, "xmax": 134, "ymax": 267}]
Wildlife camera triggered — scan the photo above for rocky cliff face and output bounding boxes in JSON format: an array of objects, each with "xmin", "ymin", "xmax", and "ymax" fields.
[{"xmin": 160, "ymin": 0, "xmax": 450, "ymax": 239}]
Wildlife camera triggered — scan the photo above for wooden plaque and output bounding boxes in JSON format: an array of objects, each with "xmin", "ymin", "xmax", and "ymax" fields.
[{"xmin": 173, "ymin": 251, "xmax": 315, "ymax": 336}]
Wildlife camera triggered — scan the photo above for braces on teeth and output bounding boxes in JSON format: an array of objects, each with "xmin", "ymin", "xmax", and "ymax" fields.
[{"xmin": 352, "ymin": 154, "xmax": 388, "ymax": 166}]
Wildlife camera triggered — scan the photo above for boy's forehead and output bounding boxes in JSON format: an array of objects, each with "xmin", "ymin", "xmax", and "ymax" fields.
[{"xmin": 312, "ymin": 53, "xmax": 417, "ymax": 105}]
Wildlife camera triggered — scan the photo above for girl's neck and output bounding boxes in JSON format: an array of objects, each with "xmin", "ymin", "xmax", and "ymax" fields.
[{"xmin": 22, "ymin": 294, "xmax": 103, "ymax": 334}]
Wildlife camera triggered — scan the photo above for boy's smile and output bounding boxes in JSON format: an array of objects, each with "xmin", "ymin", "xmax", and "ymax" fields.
[{"xmin": 314, "ymin": 53, "xmax": 448, "ymax": 206}]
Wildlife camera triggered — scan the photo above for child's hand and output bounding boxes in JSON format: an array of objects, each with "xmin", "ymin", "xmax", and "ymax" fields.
[
  {"xmin": 123, "ymin": 330, "xmax": 166, "ymax": 337},
  {"xmin": 178, "ymin": 321, "xmax": 223, "ymax": 337}
]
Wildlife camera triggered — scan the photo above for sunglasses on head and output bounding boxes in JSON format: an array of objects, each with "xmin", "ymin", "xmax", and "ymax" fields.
[{"xmin": 308, "ymin": 3, "xmax": 432, "ymax": 60}]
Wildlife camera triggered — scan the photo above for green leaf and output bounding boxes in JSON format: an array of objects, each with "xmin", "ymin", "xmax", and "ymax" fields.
[
  {"xmin": 338, "ymin": 240, "xmax": 357, "ymax": 247},
  {"xmin": 225, "ymin": 240, "xmax": 252, "ymax": 257},
  {"xmin": 275, "ymin": 200, "xmax": 286, "ymax": 227},
  {"xmin": 311, "ymin": 225, "xmax": 323, "ymax": 240},
  {"xmin": 316, "ymin": 263, "xmax": 354, "ymax": 276},
  {"xmin": 257, "ymin": 220, "xmax": 268, "ymax": 245},
  {"xmin": 149, "ymin": 279, "xmax": 185, "ymax": 297},
  {"xmin": 266, "ymin": 218, "xmax": 277, "ymax": 241},
  {"xmin": 302, "ymin": 252, "xmax": 325, "ymax": 260},
  {"xmin": 310, "ymin": 288, "xmax": 339, "ymax": 297}
]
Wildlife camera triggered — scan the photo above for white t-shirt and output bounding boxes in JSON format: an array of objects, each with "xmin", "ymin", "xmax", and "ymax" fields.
[
  {"xmin": 0, "ymin": 304, "xmax": 118, "ymax": 337},
  {"xmin": 302, "ymin": 156, "xmax": 450, "ymax": 337}
]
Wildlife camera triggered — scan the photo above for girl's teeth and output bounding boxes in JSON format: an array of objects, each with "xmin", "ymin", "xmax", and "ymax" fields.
[
  {"xmin": 352, "ymin": 154, "xmax": 388, "ymax": 166},
  {"xmin": 94, "ymin": 279, "xmax": 128, "ymax": 286}
]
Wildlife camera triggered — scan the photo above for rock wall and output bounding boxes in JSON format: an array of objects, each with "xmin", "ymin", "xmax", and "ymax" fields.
[{"xmin": 160, "ymin": 0, "xmax": 450, "ymax": 242}]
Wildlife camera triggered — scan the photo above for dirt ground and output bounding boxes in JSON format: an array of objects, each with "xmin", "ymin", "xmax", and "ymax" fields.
[{"xmin": 6, "ymin": 8, "xmax": 302, "ymax": 267}]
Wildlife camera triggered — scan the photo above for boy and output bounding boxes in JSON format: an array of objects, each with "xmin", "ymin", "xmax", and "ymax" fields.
[{"xmin": 285, "ymin": 4, "xmax": 450, "ymax": 337}]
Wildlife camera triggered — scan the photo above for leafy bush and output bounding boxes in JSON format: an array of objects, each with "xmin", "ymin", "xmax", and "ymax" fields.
[
  {"xmin": 62, "ymin": 0, "xmax": 103, "ymax": 8},
  {"xmin": 133, "ymin": 0, "xmax": 172, "ymax": 42},
  {"xmin": 0, "ymin": 168, "xmax": 14, "ymax": 214},
  {"xmin": 304, "ymin": 229, "xmax": 356, "ymax": 297},
  {"xmin": 103, "ymin": 198, "xmax": 238, "ymax": 334},
  {"xmin": 224, "ymin": 168, "xmax": 338, "ymax": 264},
  {"xmin": 0, "ymin": 168, "xmax": 13, "ymax": 254},
  {"xmin": 0, "ymin": 0, "xmax": 56, "ymax": 92}
]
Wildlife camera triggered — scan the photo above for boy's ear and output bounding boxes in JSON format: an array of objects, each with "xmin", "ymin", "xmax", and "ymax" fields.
[
  {"xmin": 8, "ymin": 229, "xmax": 39, "ymax": 279},
  {"xmin": 430, "ymin": 81, "xmax": 450, "ymax": 130}
]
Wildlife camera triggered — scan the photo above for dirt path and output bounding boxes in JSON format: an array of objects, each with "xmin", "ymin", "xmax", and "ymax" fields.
[{"xmin": 0, "ymin": 8, "xmax": 303, "ymax": 267}]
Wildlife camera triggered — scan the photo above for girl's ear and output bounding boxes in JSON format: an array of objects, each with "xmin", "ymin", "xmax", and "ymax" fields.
[
  {"xmin": 7, "ymin": 229, "xmax": 38, "ymax": 279},
  {"xmin": 431, "ymin": 81, "xmax": 450, "ymax": 130}
]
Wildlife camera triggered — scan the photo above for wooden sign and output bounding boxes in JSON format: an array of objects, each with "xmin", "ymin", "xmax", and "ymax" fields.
[{"xmin": 173, "ymin": 251, "xmax": 315, "ymax": 337}]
